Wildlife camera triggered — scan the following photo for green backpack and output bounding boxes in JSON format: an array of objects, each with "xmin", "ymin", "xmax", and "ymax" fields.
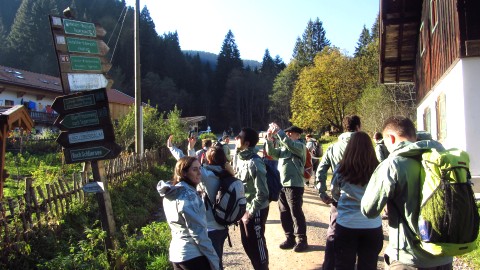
[{"xmin": 410, "ymin": 148, "xmax": 479, "ymax": 256}]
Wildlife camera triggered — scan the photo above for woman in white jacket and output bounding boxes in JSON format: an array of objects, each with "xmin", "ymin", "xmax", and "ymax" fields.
[
  {"xmin": 157, "ymin": 156, "xmax": 219, "ymax": 270},
  {"xmin": 167, "ymin": 135, "xmax": 234, "ymax": 269}
]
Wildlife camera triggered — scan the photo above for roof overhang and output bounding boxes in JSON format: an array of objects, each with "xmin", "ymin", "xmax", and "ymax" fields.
[
  {"xmin": 380, "ymin": 0, "xmax": 423, "ymax": 84},
  {"xmin": 0, "ymin": 105, "xmax": 34, "ymax": 133}
]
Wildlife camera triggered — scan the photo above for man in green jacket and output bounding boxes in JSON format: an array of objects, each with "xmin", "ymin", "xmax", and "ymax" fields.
[
  {"xmin": 315, "ymin": 115, "xmax": 361, "ymax": 270},
  {"xmin": 266, "ymin": 123, "xmax": 308, "ymax": 252},
  {"xmin": 234, "ymin": 127, "xmax": 269, "ymax": 270},
  {"xmin": 361, "ymin": 116, "xmax": 452, "ymax": 269}
]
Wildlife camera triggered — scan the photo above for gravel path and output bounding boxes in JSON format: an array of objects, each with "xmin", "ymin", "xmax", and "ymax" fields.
[
  {"xmin": 222, "ymin": 185, "xmax": 388, "ymax": 270},
  {"xmin": 221, "ymin": 185, "xmax": 475, "ymax": 270}
]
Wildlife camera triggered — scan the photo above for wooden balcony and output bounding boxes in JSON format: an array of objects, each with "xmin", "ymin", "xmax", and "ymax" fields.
[{"xmin": 29, "ymin": 111, "xmax": 58, "ymax": 125}]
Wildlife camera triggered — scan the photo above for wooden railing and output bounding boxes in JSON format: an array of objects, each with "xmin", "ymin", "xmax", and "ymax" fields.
[
  {"xmin": 29, "ymin": 111, "xmax": 58, "ymax": 125},
  {"xmin": 0, "ymin": 148, "xmax": 167, "ymax": 252}
]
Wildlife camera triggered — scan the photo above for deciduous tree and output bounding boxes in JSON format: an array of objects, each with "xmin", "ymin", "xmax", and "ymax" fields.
[{"xmin": 291, "ymin": 47, "xmax": 360, "ymax": 132}]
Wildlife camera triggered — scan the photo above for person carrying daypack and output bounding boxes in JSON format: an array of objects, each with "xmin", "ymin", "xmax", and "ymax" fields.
[
  {"xmin": 205, "ymin": 172, "xmax": 246, "ymax": 227},
  {"xmin": 396, "ymin": 147, "xmax": 480, "ymax": 256},
  {"xmin": 167, "ymin": 136, "xmax": 237, "ymax": 270},
  {"xmin": 306, "ymin": 134, "xmax": 322, "ymax": 173},
  {"xmin": 361, "ymin": 116, "xmax": 475, "ymax": 268}
]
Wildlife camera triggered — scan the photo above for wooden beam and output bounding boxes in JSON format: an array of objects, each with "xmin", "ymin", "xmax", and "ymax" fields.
[{"xmin": 383, "ymin": 60, "xmax": 416, "ymax": 67}]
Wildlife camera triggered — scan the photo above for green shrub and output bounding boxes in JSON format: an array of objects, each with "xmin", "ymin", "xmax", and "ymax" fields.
[
  {"xmin": 110, "ymin": 172, "xmax": 162, "ymax": 231},
  {"xmin": 118, "ymin": 222, "xmax": 172, "ymax": 269}
]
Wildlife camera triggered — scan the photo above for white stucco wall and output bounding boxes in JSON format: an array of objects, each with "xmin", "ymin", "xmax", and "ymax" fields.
[
  {"xmin": 0, "ymin": 90, "xmax": 55, "ymax": 109},
  {"xmin": 417, "ymin": 57, "xmax": 480, "ymax": 180}
]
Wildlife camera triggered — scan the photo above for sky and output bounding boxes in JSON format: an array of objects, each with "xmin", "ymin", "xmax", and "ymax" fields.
[{"xmin": 124, "ymin": 0, "xmax": 379, "ymax": 63}]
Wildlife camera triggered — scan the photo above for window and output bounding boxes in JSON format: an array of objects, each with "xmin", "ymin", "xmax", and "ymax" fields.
[
  {"xmin": 5, "ymin": 100, "xmax": 14, "ymax": 106},
  {"xmin": 436, "ymin": 92, "xmax": 447, "ymax": 141},
  {"xmin": 423, "ymin": 107, "xmax": 431, "ymax": 134},
  {"xmin": 430, "ymin": 0, "xmax": 438, "ymax": 33},
  {"xmin": 419, "ymin": 22, "xmax": 425, "ymax": 56}
]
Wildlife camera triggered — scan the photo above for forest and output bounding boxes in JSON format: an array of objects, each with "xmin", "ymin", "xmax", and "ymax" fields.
[{"xmin": 0, "ymin": 0, "xmax": 416, "ymax": 135}]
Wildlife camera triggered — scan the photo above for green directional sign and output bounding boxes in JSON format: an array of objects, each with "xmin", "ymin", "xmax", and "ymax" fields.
[
  {"xmin": 63, "ymin": 19, "xmax": 96, "ymax": 37},
  {"xmin": 66, "ymin": 37, "xmax": 99, "ymax": 54},
  {"xmin": 70, "ymin": 55, "xmax": 101, "ymax": 71},
  {"xmin": 52, "ymin": 88, "xmax": 108, "ymax": 114},
  {"xmin": 63, "ymin": 142, "xmax": 121, "ymax": 164},
  {"xmin": 70, "ymin": 146, "xmax": 110, "ymax": 162},
  {"xmin": 60, "ymin": 110, "xmax": 100, "ymax": 129}
]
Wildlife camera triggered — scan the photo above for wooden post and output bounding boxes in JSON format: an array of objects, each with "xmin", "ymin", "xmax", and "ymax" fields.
[{"xmin": 91, "ymin": 160, "xmax": 117, "ymax": 267}]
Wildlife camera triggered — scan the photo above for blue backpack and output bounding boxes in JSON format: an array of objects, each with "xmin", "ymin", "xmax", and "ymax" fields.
[{"xmin": 253, "ymin": 154, "xmax": 282, "ymax": 201}]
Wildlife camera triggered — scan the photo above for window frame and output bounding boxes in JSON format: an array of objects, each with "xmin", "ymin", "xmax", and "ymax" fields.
[{"xmin": 436, "ymin": 92, "xmax": 447, "ymax": 141}]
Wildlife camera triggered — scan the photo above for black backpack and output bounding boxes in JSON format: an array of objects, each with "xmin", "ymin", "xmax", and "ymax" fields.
[
  {"xmin": 311, "ymin": 141, "xmax": 323, "ymax": 158},
  {"xmin": 253, "ymin": 154, "xmax": 282, "ymax": 201}
]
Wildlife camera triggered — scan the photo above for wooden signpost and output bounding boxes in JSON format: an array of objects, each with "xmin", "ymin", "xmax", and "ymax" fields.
[{"xmin": 49, "ymin": 14, "xmax": 119, "ymax": 266}]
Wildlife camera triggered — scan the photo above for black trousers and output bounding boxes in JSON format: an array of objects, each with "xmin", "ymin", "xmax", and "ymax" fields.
[
  {"xmin": 208, "ymin": 228, "xmax": 228, "ymax": 270},
  {"xmin": 278, "ymin": 187, "xmax": 307, "ymax": 239},
  {"xmin": 172, "ymin": 255, "xmax": 212, "ymax": 270},
  {"xmin": 334, "ymin": 224, "xmax": 384, "ymax": 270},
  {"xmin": 239, "ymin": 206, "xmax": 269, "ymax": 270},
  {"xmin": 323, "ymin": 204, "xmax": 337, "ymax": 270}
]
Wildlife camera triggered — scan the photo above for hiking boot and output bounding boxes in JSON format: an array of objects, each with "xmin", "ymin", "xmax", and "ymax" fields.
[
  {"xmin": 279, "ymin": 237, "xmax": 296, "ymax": 249},
  {"xmin": 293, "ymin": 240, "xmax": 309, "ymax": 252}
]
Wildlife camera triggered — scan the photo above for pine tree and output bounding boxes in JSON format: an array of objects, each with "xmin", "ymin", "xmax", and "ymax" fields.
[
  {"xmin": 260, "ymin": 49, "xmax": 276, "ymax": 75},
  {"xmin": 5, "ymin": 0, "xmax": 59, "ymax": 74},
  {"xmin": 0, "ymin": 0, "xmax": 22, "ymax": 32},
  {"xmin": 293, "ymin": 18, "xmax": 330, "ymax": 67},
  {"xmin": 370, "ymin": 14, "xmax": 380, "ymax": 40},
  {"xmin": 213, "ymin": 30, "xmax": 243, "ymax": 129},
  {"xmin": 354, "ymin": 25, "xmax": 372, "ymax": 57}
]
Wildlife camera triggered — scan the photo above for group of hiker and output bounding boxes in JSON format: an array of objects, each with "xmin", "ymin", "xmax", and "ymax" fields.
[{"xmin": 157, "ymin": 114, "xmax": 478, "ymax": 270}]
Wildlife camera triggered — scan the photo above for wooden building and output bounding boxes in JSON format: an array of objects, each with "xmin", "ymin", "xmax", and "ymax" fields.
[{"xmin": 380, "ymin": 0, "xmax": 480, "ymax": 188}]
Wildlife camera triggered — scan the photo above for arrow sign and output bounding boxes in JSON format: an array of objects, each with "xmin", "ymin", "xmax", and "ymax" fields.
[
  {"xmin": 63, "ymin": 73, "xmax": 109, "ymax": 92},
  {"xmin": 82, "ymin": 182, "xmax": 105, "ymax": 193},
  {"xmin": 56, "ymin": 125, "xmax": 115, "ymax": 147},
  {"xmin": 54, "ymin": 107, "xmax": 111, "ymax": 130},
  {"xmin": 58, "ymin": 54, "xmax": 111, "ymax": 73},
  {"xmin": 50, "ymin": 17, "xmax": 106, "ymax": 38},
  {"xmin": 63, "ymin": 142, "xmax": 121, "ymax": 164},
  {"xmin": 53, "ymin": 34, "xmax": 109, "ymax": 55},
  {"xmin": 52, "ymin": 88, "xmax": 108, "ymax": 114}
]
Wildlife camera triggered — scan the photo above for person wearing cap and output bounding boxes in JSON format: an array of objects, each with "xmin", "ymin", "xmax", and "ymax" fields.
[{"xmin": 266, "ymin": 122, "xmax": 309, "ymax": 252}]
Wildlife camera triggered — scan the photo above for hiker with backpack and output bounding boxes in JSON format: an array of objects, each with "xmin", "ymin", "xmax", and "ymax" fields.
[
  {"xmin": 315, "ymin": 115, "xmax": 361, "ymax": 270},
  {"xmin": 197, "ymin": 139, "xmax": 213, "ymax": 164},
  {"xmin": 373, "ymin": 132, "xmax": 390, "ymax": 162},
  {"xmin": 157, "ymin": 156, "xmax": 220, "ymax": 270},
  {"xmin": 361, "ymin": 116, "xmax": 454, "ymax": 269},
  {"xmin": 234, "ymin": 127, "xmax": 270, "ymax": 270},
  {"xmin": 167, "ymin": 136, "xmax": 243, "ymax": 270},
  {"xmin": 330, "ymin": 131, "xmax": 383, "ymax": 269},
  {"xmin": 265, "ymin": 123, "xmax": 309, "ymax": 252},
  {"xmin": 306, "ymin": 134, "xmax": 322, "ymax": 173}
]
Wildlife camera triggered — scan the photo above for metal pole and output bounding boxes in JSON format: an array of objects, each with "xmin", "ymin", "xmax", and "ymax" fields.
[{"xmin": 134, "ymin": 0, "xmax": 144, "ymax": 154}]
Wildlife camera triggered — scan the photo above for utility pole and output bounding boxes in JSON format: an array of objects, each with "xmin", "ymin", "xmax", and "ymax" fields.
[{"xmin": 134, "ymin": 0, "xmax": 144, "ymax": 154}]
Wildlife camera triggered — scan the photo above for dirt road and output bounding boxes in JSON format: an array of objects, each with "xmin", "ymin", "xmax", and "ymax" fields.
[{"xmin": 222, "ymin": 185, "xmax": 388, "ymax": 270}]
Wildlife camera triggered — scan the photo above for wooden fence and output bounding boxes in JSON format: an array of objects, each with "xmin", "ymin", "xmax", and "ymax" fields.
[{"xmin": 0, "ymin": 148, "xmax": 169, "ymax": 249}]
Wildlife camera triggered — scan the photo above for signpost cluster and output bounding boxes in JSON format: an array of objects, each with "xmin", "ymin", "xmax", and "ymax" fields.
[
  {"xmin": 50, "ymin": 16, "xmax": 112, "ymax": 93},
  {"xmin": 49, "ymin": 14, "xmax": 120, "ymax": 264}
]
